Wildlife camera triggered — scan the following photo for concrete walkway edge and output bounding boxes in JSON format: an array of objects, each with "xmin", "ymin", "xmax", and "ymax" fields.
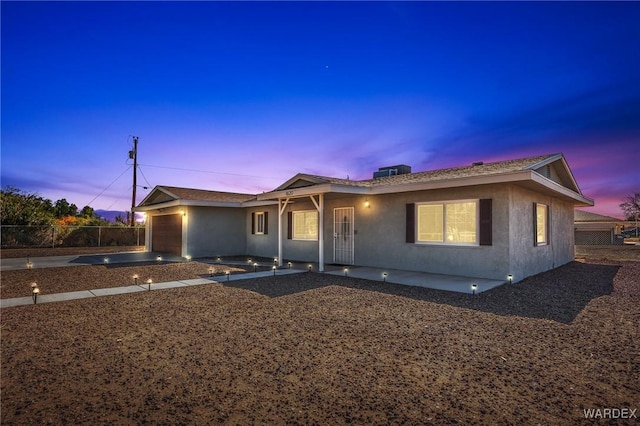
[{"xmin": 1, "ymin": 268, "xmax": 306, "ymax": 308}]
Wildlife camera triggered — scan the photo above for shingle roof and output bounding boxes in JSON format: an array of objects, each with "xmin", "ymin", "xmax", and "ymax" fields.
[
  {"xmin": 159, "ymin": 186, "xmax": 256, "ymax": 203},
  {"xmin": 574, "ymin": 209, "xmax": 622, "ymax": 222},
  {"xmin": 296, "ymin": 154, "xmax": 558, "ymax": 189}
]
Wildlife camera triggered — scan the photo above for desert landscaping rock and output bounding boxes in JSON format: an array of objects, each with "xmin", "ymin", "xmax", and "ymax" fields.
[{"xmin": 1, "ymin": 247, "xmax": 638, "ymax": 424}]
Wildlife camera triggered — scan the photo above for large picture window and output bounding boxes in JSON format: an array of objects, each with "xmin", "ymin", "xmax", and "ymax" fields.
[
  {"xmin": 293, "ymin": 210, "xmax": 318, "ymax": 240},
  {"xmin": 417, "ymin": 201, "xmax": 477, "ymax": 245}
]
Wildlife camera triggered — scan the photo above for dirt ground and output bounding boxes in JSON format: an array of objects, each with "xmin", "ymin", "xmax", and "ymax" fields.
[{"xmin": 1, "ymin": 246, "xmax": 638, "ymax": 425}]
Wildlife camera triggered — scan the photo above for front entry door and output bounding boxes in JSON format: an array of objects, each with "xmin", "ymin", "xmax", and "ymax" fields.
[{"xmin": 334, "ymin": 207, "xmax": 354, "ymax": 265}]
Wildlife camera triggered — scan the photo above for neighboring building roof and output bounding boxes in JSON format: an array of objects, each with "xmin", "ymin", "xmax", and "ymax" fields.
[{"xmin": 575, "ymin": 210, "xmax": 622, "ymax": 222}]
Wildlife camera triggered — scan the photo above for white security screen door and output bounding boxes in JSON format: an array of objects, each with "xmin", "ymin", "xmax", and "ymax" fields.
[{"xmin": 334, "ymin": 207, "xmax": 354, "ymax": 265}]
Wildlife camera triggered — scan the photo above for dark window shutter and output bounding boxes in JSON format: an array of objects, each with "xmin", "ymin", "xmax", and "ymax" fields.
[
  {"xmin": 264, "ymin": 212, "xmax": 268, "ymax": 235},
  {"xmin": 479, "ymin": 199, "xmax": 492, "ymax": 246},
  {"xmin": 406, "ymin": 203, "xmax": 415, "ymax": 243},
  {"xmin": 251, "ymin": 212, "xmax": 255, "ymax": 235},
  {"xmin": 546, "ymin": 205, "xmax": 550, "ymax": 246},
  {"xmin": 533, "ymin": 203, "xmax": 538, "ymax": 246},
  {"xmin": 287, "ymin": 211, "xmax": 292, "ymax": 239}
]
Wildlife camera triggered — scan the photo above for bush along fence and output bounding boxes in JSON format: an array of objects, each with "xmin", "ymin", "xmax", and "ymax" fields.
[{"xmin": 1, "ymin": 225, "xmax": 145, "ymax": 248}]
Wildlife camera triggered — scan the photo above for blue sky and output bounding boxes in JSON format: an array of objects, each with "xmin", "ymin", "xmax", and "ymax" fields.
[{"xmin": 2, "ymin": 1, "xmax": 639, "ymax": 218}]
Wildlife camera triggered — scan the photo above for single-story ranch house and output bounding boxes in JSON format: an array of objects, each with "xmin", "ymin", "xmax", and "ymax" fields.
[{"xmin": 136, "ymin": 153, "xmax": 593, "ymax": 283}]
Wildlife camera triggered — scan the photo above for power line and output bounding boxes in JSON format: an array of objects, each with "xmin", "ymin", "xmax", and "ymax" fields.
[
  {"xmin": 86, "ymin": 165, "xmax": 132, "ymax": 207},
  {"xmin": 137, "ymin": 165, "xmax": 153, "ymax": 189},
  {"xmin": 138, "ymin": 163, "xmax": 282, "ymax": 180}
]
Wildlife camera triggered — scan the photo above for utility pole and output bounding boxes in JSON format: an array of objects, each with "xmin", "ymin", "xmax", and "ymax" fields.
[{"xmin": 129, "ymin": 136, "xmax": 139, "ymax": 227}]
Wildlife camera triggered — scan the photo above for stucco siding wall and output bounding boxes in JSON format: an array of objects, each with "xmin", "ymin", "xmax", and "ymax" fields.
[
  {"xmin": 185, "ymin": 206, "xmax": 246, "ymax": 257},
  {"xmin": 508, "ymin": 186, "xmax": 575, "ymax": 281},
  {"xmin": 245, "ymin": 205, "xmax": 279, "ymax": 258},
  {"xmin": 322, "ymin": 185, "xmax": 512, "ymax": 280},
  {"xmin": 281, "ymin": 199, "xmax": 320, "ymax": 262}
]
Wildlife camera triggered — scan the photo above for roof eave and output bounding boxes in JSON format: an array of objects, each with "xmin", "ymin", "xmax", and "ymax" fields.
[{"xmin": 257, "ymin": 183, "xmax": 369, "ymax": 200}]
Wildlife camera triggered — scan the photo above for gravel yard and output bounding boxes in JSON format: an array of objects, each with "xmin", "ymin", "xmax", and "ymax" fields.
[{"xmin": 1, "ymin": 247, "xmax": 638, "ymax": 424}]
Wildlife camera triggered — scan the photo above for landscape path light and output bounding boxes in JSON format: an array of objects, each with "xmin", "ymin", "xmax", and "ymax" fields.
[
  {"xmin": 217, "ymin": 257, "xmax": 222, "ymax": 264},
  {"xmin": 146, "ymin": 278, "xmax": 152, "ymax": 291},
  {"xmin": 507, "ymin": 274, "xmax": 513, "ymax": 285},
  {"xmin": 26, "ymin": 259, "xmax": 33, "ymax": 270},
  {"xmin": 208, "ymin": 266, "xmax": 214, "ymax": 277},
  {"xmin": 308, "ymin": 264, "xmax": 313, "ymax": 272},
  {"xmin": 185, "ymin": 255, "xmax": 191, "ymax": 262},
  {"xmin": 287, "ymin": 262, "xmax": 292, "ymax": 269},
  {"xmin": 225, "ymin": 270, "xmax": 230, "ymax": 281},
  {"xmin": 133, "ymin": 274, "xmax": 139, "ymax": 285},
  {"xmin": 382, "ymin": 272, "xmax": 388, "ymax": 283},
  {"xmin": 156, "ymin": 255, "xmax": 162, "ymax": 263},
  {"xmin": 471, "ymin": 283, "xmax": 478, "ymax": 295},
  {"xmin": 32, "ymin": 287, "xmax": 40, "ymax": 304},
  {"xmin": 344, "ymin": 267, "xmax": 349, "ymax": 277},
  {"xmin": 253, "ymin": 262, "xmax": 258, "ymax": 273},
  {"xmin": 103, "ymin": 257, "xmax": 110, "ymax": 264},
  {"xmin": 273, "ymin": 257, "xmax": 278, "ymax": 265},
  {"xmin": 272, "ymin": 265, "xmax": 277, "ymax": 276}
]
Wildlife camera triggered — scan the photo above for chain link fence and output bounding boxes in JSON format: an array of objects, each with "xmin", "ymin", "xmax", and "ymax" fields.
[{"xmin": 1, "ymin": 225, "xmax": 145, "ymax": 248}]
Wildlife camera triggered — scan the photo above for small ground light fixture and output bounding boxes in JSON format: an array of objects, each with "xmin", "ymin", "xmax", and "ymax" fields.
[
  {"xmin": 208, "ymin": 266, "xmax": 214, "ymax": 277},
  {"xmin": 471, "ymin": 283, "xmax": 478, "ymax": 295},
  {"xmin": 103, "ymin": 257, "xmax": 109, "ymax": 264},
  {"xmin": 156, "ymin": 255, "xmax": 162, "ymax": 263},
  {"xmin": 287, "ymin": 262, "xmax": 292, "ymax": 269},
  {"xmin": 146, "ymin": 278, "xmax": 152, "ymax": 291},
  {"xmin": 272, "ymin": 265, "xmax": 277, "ymax": 276},
  {"xmin": 26, "ymin": 260, "xmax": 33, "ymax": 270},
  {"xmin": 133, "ymin": 274, "xmax": 139, "ymax": 285},
  {"xmin": 344, "ymin": 267, "xmax": 349, "ymax": 277},
  {"xmin": 308, "ymin": 264, "xmax": 312, "ymax": 272},
  {"xmin": 382, "ymin": 272, "xmax": 388, "ymax": 283},
  {"xmin": 185, "ymin": 255, "xmax": 191, "ymax": 262},
  {"xmin": 253, "ymin": 262, "xmax": 258, "ymax": 272},
  {"xmin": 31, "ymin": 282, "xmax": 38, "ymax": 292},
  {"xmin": 32, "ymin": 287, "xmax": 40, "ymax": 304},
  {"xmin": 217, "ymin": 256, "xmax": 222, "ymax": 263},
  {"xmin": 507, "ymin": 274, "xmax": 513, "ymax": 284},
  {"xmin": 225, "ymin": 270, "xmax": 230, "ymax": 281},
  {"xmin": 273, "ymin": 257, "xmax": 278, "ymax": 264},
  {"xmin": 247, "ymin": 258, "xmax": 252, "ymax": 264}
]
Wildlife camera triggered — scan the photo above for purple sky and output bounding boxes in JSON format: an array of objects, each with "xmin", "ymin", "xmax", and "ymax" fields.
[{"xmin": 2, "ymin": 2, "xmax": 638, "ymax": 219}]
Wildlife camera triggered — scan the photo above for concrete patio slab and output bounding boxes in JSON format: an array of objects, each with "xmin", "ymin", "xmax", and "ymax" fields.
[{"xmin": 325, "ymin": 266, "xmax": 506, "ymax": 294}]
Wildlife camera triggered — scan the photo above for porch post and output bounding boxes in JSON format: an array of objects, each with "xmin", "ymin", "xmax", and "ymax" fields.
[
  {"xmin": 278, "ymin": 198, "xmax": 290, "ymax": 268},
  {"xmin": 278, "ymin": 198, "xmax": 283, "ymax": 268},
  {"xmin": 318, "ymin": 193, "xmax": 324, "ymax": 272}
]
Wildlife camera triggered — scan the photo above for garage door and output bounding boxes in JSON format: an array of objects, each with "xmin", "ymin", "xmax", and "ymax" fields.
[{"xmin": 152, "ymin": 214, "xmax": 182, "ymax": 255}]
